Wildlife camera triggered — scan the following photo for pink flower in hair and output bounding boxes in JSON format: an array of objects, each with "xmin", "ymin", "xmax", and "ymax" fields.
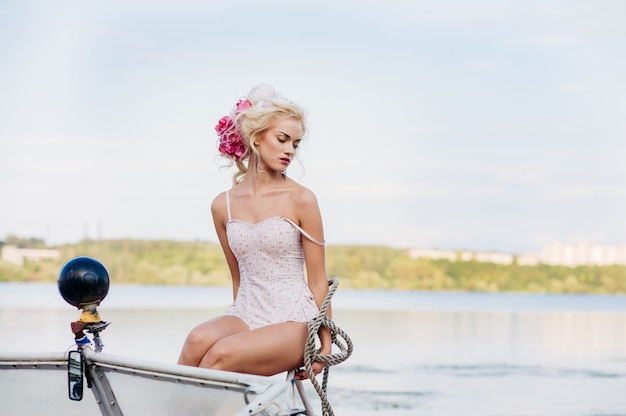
[
  {"xmin": 215, "ymin": 97, "xmax": 255, "ymax": 161},
  {"xmin": 236, "ymin": 99, "xmax": 252, "ymax": 112},
  {"xmin": 216, "ymin": 117, "xmax": 245, "ymax": 160},
  {"xmin": 215, "ymin": 116, "xmax": 233, "ymax": 136},
  {"xmin": 218, "ymin": 132, "xmax": 246, "ymax": 160}
]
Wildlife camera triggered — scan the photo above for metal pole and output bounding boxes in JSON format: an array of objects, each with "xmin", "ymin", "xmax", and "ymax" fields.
[
  {"xmin": 85, "ymin": 362, "xmax": 124, "ymax": 416},
  {"xmin": 295, "ymin": 379, "xmax": 317, "ymax": 416}
]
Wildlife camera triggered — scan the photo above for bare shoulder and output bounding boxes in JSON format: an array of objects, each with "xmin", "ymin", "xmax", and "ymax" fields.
[
  {"xmin": 287, "ymin": 183, "xmax": 323, "ymax": 232},
  {"xmin": 290, "ymin": 183, "xmax": 320, "ymax": 211},
  {"xmin": 287, "ymin": 183, "xmax": 324, "ymax": 242},
  {"xmin": 211, "ymin": 191, "xmax": 228, "ymax": 222}
]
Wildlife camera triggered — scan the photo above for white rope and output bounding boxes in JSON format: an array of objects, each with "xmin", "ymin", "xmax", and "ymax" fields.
[{"xmin": 302, "ymin": 278, "xmax": 353, "ymax": 416}]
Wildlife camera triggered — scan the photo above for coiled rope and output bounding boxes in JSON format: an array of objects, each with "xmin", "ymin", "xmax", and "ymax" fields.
[{"xmin": 302, "ymin": 277, "xmax": 353, "ymax": 416}]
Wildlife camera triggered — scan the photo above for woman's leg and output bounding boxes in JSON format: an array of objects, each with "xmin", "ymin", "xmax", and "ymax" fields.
[
  {"xmin": 177, "ymin": 315, "xmax": 249, "ymax": 366},
  {"xmin": 199, "ymin": 321, "xmax": 309, "ymax": 376}
]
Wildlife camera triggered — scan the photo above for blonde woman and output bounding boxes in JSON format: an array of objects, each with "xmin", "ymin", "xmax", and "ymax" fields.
[{"xmin": 178, "ymin": 84, "xmax": 330, "ymax": 379}]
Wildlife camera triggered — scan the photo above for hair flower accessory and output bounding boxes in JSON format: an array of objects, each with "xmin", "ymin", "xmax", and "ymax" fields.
[
  {"xmin": 235, "ymin": 98, "xmax": 252, "ymax": 112},
  {"xmin": 215, "ymin": 99, "xmax": 252, "ymax": 161}
]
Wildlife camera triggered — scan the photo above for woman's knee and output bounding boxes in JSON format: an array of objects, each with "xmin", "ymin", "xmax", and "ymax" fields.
[
  {"xmin": 185, "ymin": 325, "xmax": 212, "ymax": 348},
  {"xmin": 199, "ymin": 339, "xmax": 232, "ymax": 370},
  {"xmin": 179, "ymin": 326, "xmax": 217, "ymax": 364}
]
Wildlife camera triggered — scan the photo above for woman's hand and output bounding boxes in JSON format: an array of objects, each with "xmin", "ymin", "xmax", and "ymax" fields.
[
  {"xmin": 295, "ymin": 360, "xmax": 327, "ymax": 380},
  {"xmin": 295, "ymin": 345, "xmax": 331, "ymax": 380}
]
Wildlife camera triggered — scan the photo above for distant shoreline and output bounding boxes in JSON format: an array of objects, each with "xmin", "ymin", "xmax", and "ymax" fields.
[{"xmin": 1, "ymin": 239, "xmax": 626, "ymax": 294}]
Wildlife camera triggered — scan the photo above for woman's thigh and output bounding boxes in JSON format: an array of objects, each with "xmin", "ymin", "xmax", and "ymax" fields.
[
  {"xmin": 200, "ymin": 321, "xmax": 309, "ymax": 376},
  {"xmin": 190, "ymin": 315, "xmax": 249, "ymax": 339},
  {"xmin": 178, "ymin": 315, "xmax": 249, "ymax": 365}
]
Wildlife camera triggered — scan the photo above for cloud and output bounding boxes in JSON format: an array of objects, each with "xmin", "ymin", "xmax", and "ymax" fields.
[
  {"xmin": 558, "ymin": 84, "xmax": 604, "ymax": 93},
  {"xmin": 531, "ymin": 35, "xmax": 578, "ymax": 46},
  {"xmin": 1, "ymin": 0, "xmax": 625, "ymax": 251},
  {"xmin": 539, "ymin": 183, "xmax": 626, "ymax": 203}
]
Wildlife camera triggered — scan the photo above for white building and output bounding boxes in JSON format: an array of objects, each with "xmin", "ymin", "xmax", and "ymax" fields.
[
  {"xmin": 409, "ymin": 243, "xmax": 626, "ymax": 267},
  {"xmin": 408, "ymin": 248, "xmax": 457, "ymax": 261},
  {"xmin": 540, "ymin": 243, "xmax": 626, "ymax": 266},
  {"xmin": 409, "ymin": 248, "xmax": 513, "ymax": 264},
  {"xmin": 0, "ymin": 245, "xmax": 61, "ymax": 266},
  {"xmin": 516, "ymin": 253, "xmax": 540, "ymax": 266}
]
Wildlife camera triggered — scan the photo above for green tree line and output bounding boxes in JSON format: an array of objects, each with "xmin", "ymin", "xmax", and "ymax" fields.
[{"xmin": 1, "ymin": 238, "xmax": 625, "ymax": 293}]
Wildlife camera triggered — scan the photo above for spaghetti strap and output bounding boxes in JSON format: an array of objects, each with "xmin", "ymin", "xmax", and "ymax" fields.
[
  {"xmin": 226, "ymin": 190, "xmax": 232, "ymax": 221},
  {"xmin": 283, "ymin": 218, "xmax": 325, "ymax": 246}
]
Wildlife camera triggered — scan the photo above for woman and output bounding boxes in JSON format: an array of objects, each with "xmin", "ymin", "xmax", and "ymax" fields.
[{"xmin": 178, "ymin": 84, "xmax": 331, "ymax": 379}]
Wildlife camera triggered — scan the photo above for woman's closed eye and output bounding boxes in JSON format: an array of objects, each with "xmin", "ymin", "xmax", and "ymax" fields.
[{"xmin": 278, "ymin": 137, "xmax": 300, "ymax": 149}]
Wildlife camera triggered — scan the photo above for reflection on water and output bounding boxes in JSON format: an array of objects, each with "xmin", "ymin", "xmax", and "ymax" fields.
[{"xmin": 1, "ymin": 283, "xmax": 626, "ymax": 415}]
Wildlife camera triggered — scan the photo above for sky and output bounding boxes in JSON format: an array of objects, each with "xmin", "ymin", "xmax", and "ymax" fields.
[{"xmin": 1, "ymin": 0, "xmax": 625, "ymax": 254}]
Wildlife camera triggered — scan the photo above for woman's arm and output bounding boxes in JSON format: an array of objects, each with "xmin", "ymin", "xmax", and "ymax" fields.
[
  {"xmin": 297, "ymin": 188, "xmax": 332, "ymax": 354},
  {"xmin": 211, "ymin": 192, "xmax": 241, "ymax": 300}
]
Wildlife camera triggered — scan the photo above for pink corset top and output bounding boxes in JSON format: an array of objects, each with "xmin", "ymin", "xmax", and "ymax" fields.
[{"xmin": 224, "ymin": 191, "xmax": 324, "ymax": 330}]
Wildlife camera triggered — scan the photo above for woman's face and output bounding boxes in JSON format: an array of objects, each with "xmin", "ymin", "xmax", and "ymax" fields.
[{"xmin": 255, "ymin": 117, "xmax": 303, "ymax": 174}]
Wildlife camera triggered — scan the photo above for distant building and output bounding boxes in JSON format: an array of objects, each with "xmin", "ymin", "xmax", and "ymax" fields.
[
  {"xmin": 516, "ymin": 253, "xmax": 540, "ymax": 266},
  {"xmin": 540, "ymin": 243, "xmax": 626, "ymax": 266},
  {"xmin": 408, "ymin": 248, "xmax": 457, "ymax": 261},
  {"xmin": 409, "ymin": 243, "xmax": 626, "ymax": 267},
  {"xmin": 409, "ymin": 248, "xmax": 513, "ymax": 264},
  {"xmin": 0, "ymin": 245, "xmax": 61, "ymax": 266},
  {"xmin": 471, "ymin": 251, "xmax": 513, "ymax": 265}
]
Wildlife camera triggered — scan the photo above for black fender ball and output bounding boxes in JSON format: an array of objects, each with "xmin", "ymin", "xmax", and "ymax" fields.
[{"xmin": 58, "ymin": 256, "xmax": 109, "ymax": 308}]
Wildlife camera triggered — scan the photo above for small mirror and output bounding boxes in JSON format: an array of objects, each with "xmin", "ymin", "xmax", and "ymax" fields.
[{"xmin": 68, "ymin": 350, "xmax": 84, "ymax": 401}]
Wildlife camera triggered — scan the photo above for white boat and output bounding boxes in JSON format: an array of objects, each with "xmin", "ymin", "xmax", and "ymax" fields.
[
  {"xmin": 0, "ymin": 349, "xmax": 317, "ymax": 415},
  {"xmin": 0, "ymin": 257, "xmax": 352, "ymax": 416}
]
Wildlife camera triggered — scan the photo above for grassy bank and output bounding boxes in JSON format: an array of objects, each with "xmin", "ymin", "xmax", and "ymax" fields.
[{"xmin": 1, "ymin": 239, "xmax": 625, "ymax": 294}]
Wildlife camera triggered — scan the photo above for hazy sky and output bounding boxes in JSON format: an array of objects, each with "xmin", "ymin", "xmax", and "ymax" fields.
[{"xmin": 1, "ymin": 0, "xmax": 625, "ymax": 253}]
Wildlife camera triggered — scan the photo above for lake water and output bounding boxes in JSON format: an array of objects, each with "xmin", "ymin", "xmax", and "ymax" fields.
[{"xmin": 1, "ymin": 282, "xmax": 626, "ymax": 415}]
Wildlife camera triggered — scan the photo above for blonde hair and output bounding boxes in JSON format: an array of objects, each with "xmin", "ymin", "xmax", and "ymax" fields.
[{"xmin": 219, "ymin": 85, "xmax": 306, "ymax": 185}]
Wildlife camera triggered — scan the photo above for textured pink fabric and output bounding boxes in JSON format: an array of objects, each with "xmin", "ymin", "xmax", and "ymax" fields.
[{"xmin": 225, "ymin": 216, "xmax": 322, "ymax": 330}]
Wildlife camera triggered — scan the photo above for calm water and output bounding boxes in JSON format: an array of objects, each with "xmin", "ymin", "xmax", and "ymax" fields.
[{"xmin": 1, "ymin": 282, "xmax": 626, "ymax": 415}]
